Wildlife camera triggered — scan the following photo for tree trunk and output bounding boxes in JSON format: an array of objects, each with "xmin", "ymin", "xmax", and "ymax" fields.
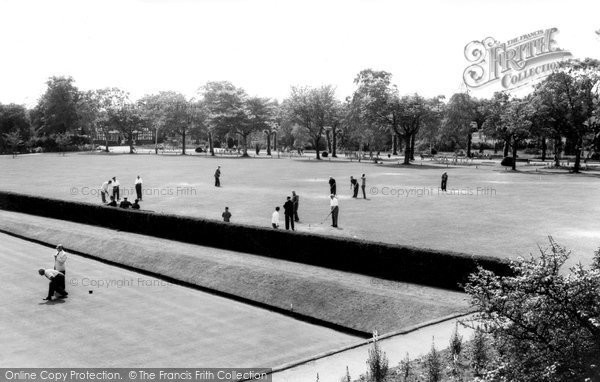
[
  {"xmin": 541, "ymin": 137, "xmax": 547, "ymax": 161},
  {"xmin": 573, "ymin": 136, "xmax": 582, "ymax": 173},
  {"xmin": 208, "ymin": 131, "xmax": 215, "ymax": 156},
  {"xmin": 554, "ymin": 137, "xmax": 561, "ymax": 167},
  {"xmin": 410, "ymin": 133, "xmax": 416, "ymax": 161},
  {"xmin": 266, "ymin": 132, "xmax": 271, "ymax": 155},
  {"xmin": 315, "ymin": 136, "xmax": 321, "ymax": 159},
  {"xmin": 512, "ymin": 136, "xmax": 518, "ymax": 171},
  {"xmin": 181, "ymin": 130, "xmax": 186, "ymax": 155},
  {"xmin": 129, "ymin": 135, "xmax": 134, "ymax": 154},
  {"xmin": 392, "ymin": 133, "xmax": 398, "ymax": 155},
  {"xmin": 503, "ymin": 139, "xmax": 510, "ymax": 157},
  {"xmin": 325, "ymin": 130, "xmax": 332, "ymax": 153},
  {"xmin": 467, "ymin": 132, "xmax": 472, "ymax": 158},
  {"xmin": 493, "ymin": 140, "xmax": 498, "ymax": 154},
  {"xmin": 332, "ymin": 128, "xmax": 337, "ymax": 157},
  {"xmin": 403, "ymin": 133, "xmax": 411, "ymax": 165},
  {"xmin": 273, "ymin": 131, "xmax": 277, "ymax": 151},
  {"xmin": 105, "ymin": 134, "xmax": 109, "ymax": 153},
  {"xmin": 241, "ymin": 133, "xmax": 249, "ymax": 157}
]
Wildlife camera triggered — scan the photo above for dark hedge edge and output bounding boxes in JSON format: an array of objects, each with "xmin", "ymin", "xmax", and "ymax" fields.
[{"xmin": 0, "ymin": 191, "xmax": 513, "ymax": 290}]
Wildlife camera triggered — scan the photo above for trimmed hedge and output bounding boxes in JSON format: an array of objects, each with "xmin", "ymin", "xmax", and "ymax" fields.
[{"xmin": 0, "ymin": 191, "xmax": 512, "ymax": 290}]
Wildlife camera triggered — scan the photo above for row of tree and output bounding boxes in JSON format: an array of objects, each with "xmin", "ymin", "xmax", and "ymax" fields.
[{"xmin": 2, "ymin": 59, "xmax": 599, "ymax": 172}]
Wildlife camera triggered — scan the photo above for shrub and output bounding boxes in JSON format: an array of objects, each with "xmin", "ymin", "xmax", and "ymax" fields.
[
  {"xmin": 500, "ymin": 157, "xmax": 514, "ymax": 167},
  {"xmin": 430, "ymin": 148, "xmax": 438, "ymax": 155},
  {"xmin": 448, "ymin": 324, "xmax": 463, "ymax": 378},
  {"xmin": 366, "ymin": 332, "xmax": 389, "ymax": 382},
  {"xmin": 425, "ymin": 339, "xmax": 442, "ymax": 382},
  {"xmin": 322, "ymin": 151, "xmax": 329, "ymax": 157},
  {"xmin": 465, "ymin": 238, "xmax": 600, "ymax": 382},
  {"xmin": 469, "ymin": 327, "xmax": 488, "ymax": 377},
  {"xmin": 195, "ymin": 147, "xmax": 204, "ymax": 153}
]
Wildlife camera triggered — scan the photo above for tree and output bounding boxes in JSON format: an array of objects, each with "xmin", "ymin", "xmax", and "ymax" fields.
[
  {"xmin": 246, "ymin": 97, "xmax": 276, "ymax": 156},
  {"xmin": 533, "ymin": 59, "xmax": 600, "ymax": 172},
  {"xmin": 0, "ymin": 103, "xmax": 31, "ymax": 154},
  {"xmin": 287, "ymin": 85, "xmax": 338, "ymax": 159},
  {"xmin": 501, "ymin": 97, "xmax": 533, "ymax": 170},
  {"xmin": 201, "ymin": 81, "xmax": 252, "ymax": 156},
  {"xmin": 483, "ymin": 92, "xmax": 512, "ymax": 157},
  {"xmin": 444, "ymin": 93, "xmax": 475, "ymax": 157},
  {"xmin": 465, "ymin": 238, "xmax": 600, "ymax": 381},
  {"xmin": 34, "ymin": 76, "xmax": 81, "ymax": 135},
  {"xmin": 109, "ymin": 101, "xmax": 145, "ymax": 154},
  {"xmin": 3, "ymin": 130, "xmax": 23, "ymax": 157},
  {"xmin": 54, "ymin": 132, "xmax": 71, "ymax": 156}
]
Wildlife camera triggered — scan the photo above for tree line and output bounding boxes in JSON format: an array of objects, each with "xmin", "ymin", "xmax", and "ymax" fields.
[{"xmin": 1, "ymin": 58, "xmax": 599, "ymax": 172}]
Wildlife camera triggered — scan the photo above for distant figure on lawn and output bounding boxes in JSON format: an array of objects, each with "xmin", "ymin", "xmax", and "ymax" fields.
[
  {"xmin": 53, "ymin": 244, "xmax": 67, "ymax": 292},
  {"xmin": 214, "ymin": 166, "xmax": 221, "ymax": 187},
  {"xmin": 38, "ymin": 268, "xmax": 67, "ymax": 301},
  {"xmin": 271, "ymin": 206, "xmax": 280, "ymax": 229},
  {"xmin": 329, "ymin": 176, "xmax": 336, "ymax": 195},
  {"xmin": 222, "ymin": 207, "xmax": 231, "ymax": 222},
  {"xmin": 283, "ymin": 196, "xmax": 295, "ymax": 231},
  {"xmin": 106, "ymin": 196, "xmax": 117, "ymax": 207},
  {"xmin": 329, "ymin": 194, "xmax": 339, "ymax": 227},
  {"xmin": 132, "ymin": 199, "xmax": 140, "ymax": 210},
  {"xmin": 361, "ymin": 174, "xmax": 367, "ymax": 199},
  {"xmin": 119, "ymin": 197, "xmax": 132, "ymax": 209},
  {"xmin": 100, "ymin": 179, "xmax": 110, "ymax": 203},
  {"xmin": 135, "ymin": 175, "xmax": 143, "ymax": 201},
  {"xmin": 292, "ymin": 191, "xmax": 300, "ymax": 222},
  {"xmin": 112, "ymin": 177, "xmax": 120, "ymax": 201},
  {"xmin": 441, "ymin": 172, "xmax": 448, "ymax": 191},
  {"xmin": 350, "ymin": 176, "xmax": 359, "ymax": 198}
]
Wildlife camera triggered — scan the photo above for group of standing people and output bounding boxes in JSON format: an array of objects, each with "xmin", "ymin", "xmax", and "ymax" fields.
[
  {"xmin": 101, "ymin": 176, "xmax": 142, "ymax": 210},
  {"xmin": 326, "ymin": 174, "xmax": 367, "ymax": 228},
  {"xmin": 271, "ymin": 191, "xmax": 300, "ymax": 230},
  {"xmin": 38, "ymin": 244, "xmax": 68, "ymax": 301}
]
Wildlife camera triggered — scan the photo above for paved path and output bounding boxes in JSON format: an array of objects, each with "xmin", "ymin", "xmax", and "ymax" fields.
[
  {"xmin": 273, "ymin": 316, "xmax": 474, "ymax": 382},
  {"xmin": 0, "ymin": 233, "xmax": 358, "ymax": 368}
]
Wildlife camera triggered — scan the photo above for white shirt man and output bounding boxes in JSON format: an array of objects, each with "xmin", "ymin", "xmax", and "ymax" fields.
[
  {"xmin": 54, "ymin": 244, "xmax": 67, "ymax": 293},
  {"xmin": 101, "ymin": 180, "xmax": 109, "ymax": 203},
  {"xmin": 135, "ymin": 176, "xmax": 143, "ymax": 201},
  {"xmin": 271, "ymin": 207, "xmax": 280, "ymax": 229},
  {"xmin": 329, "ymin": 195, "xmax": 339, "ymax": 228},
  {"xmin": 54, "ymin": 245, "xmax": 67, "ymax": 273}
]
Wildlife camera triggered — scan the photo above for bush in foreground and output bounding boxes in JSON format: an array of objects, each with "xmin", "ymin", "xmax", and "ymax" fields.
[{"xmin": 465, "ymin": 237, "xmax": 600, "ymax": 381}]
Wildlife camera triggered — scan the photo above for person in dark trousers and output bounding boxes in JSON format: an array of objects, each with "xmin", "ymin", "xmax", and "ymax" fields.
[
  {"xmin": 214, "ymin": 166, "xmax": 221, "ymax": 187},
  {"xmin": 350, "ymin": 176, "xmax": 359, "ymax": 198},
  {"xmin": 106, "ymin": 196, "xmax": 117, "ymax": 207},
  {"xmin": 112, "ymin": 177, "xmax": 120, "ymax": 201},
  {"xmin": 291, "ymin": 191, "xmax": 300, "ymax": 222},
  {"xmin": 222, "ymin": 207, "xmax": 231, "ymax": 222},
  {"xmin": 39, "ymin": 268, "xmax": 67, "ymax": 301},
  {"xmin": 119, "ymin": 197, "xmax": 132, "ymax": 208},
  {"xmin": 329, "ymin": 176, "xmax": 336, "ymax": 195},
  {"xmin": 441, "ymin": 172, "xmax": 448, "ymax": 191},
  {"xmin": 135, "ymin": 175, "xmax": 143, "ymax": 201},
  {"xmin": 361, "ymin": 174, "xmax": 367, "ymax": 199},
  {"xmin": 329, "ymin": 194, "xmax": 339, "ymax": 227},
  {"xmin": 132, "ymin": 199, "xmax": 140, "ymax": 210},
  {"xmin": 283, "ymin": 196, "xmax": 295, "ymax": 231}
]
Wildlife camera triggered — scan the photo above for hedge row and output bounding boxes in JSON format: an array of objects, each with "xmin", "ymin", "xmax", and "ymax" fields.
[{"xmin": 0, "ymin": 191, "xmax": 512, "ymax": 290}]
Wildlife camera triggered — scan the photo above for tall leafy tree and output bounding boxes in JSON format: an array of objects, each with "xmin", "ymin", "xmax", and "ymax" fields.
[
  {"xmin": 286, "ymin": 85, "xmax": 338, "ymax": 160},
  {"xmin": 0, "ymin": 103, "xmax": 31, "ymax": 153},
  {"xmin": 444, "ymin": 93, "xmax": 476, "ymax": 157},
  {"xmin": 34, "ymin": 76, "xmax": 81, "ymax": 135}
]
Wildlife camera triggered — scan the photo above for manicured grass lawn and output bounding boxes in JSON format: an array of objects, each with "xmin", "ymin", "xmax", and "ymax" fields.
[
  {"xmin": 0, "ymin": 233, "xmax": 358, "ymax": 367},
  {"xmin": 1, "ymin": 152, "xmax": 599, "ymax": 267}
]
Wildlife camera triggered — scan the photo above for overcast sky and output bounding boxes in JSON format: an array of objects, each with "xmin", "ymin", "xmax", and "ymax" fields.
[{"xmin": 1, "ymin": 0, "xmax": 599, "ymax": 107}]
